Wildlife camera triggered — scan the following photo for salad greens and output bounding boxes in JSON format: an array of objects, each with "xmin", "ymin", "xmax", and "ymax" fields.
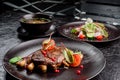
[
  {"xmin": 71, "ymin": 28, "xmax": 77, "ymax": 34},
  {"xmin": 70, "ymin": 18, "xmax": 109, "ymax": 40}
]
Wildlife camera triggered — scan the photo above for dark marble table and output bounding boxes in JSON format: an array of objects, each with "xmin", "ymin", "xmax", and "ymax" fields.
[{"xmin": 0, "ymin": 11, "xmax": 120, "ymax": 80}]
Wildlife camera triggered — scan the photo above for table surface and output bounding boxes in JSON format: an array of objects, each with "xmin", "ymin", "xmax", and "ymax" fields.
[{"xmin": 0, "ymin": 11, "xmax": 120, "ymax": 80}]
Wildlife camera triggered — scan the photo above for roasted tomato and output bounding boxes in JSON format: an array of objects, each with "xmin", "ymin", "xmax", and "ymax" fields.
[{"xmin": 70, "ymin": 53, "xmax": 83, "ymax": 67}]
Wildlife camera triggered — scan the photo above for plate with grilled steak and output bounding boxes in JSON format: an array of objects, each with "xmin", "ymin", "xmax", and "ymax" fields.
[{"xmin": 3, "ymin": 38, "xmax": 106, "ymax": 80}]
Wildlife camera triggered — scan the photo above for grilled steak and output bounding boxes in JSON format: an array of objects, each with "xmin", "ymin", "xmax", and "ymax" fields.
[{"xmin": 31, "ymin": 46, "xmax": 65, "ymax": 66}]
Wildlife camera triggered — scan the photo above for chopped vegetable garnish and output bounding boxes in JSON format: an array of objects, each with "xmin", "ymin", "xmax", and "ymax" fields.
[{"xmin": 63, "ymin": 48, "xmax": 74, "ymax": 63}]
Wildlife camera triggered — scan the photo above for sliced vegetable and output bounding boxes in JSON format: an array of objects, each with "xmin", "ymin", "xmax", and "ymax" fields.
[
  {"xmin": 63, "ymin": 48, "xmax": 74, "ymax": 63},
  {"xmin": 84, "ymin": 23, "xmax": 96, "ymax": 33},
  {"xmin": 101, "ymin": 29, "xmax": 108, "ymax": 38},
  {"xmin": 70, "ymin": 53, "xmax": 83, "ymax": 67},
  {"xmin": 9, "ymin": 56, "xmax": 22, "ymax": 64},
  {"xmin": 86, "ymin": 32, "xmax": 94, "ymax": 39},
  {"xmin": 94, "ymin": 22, "xmax": 105, "ymax": 29}
]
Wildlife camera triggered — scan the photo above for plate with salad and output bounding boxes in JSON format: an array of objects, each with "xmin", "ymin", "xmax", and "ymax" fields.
[
  {"xmin": 57, "ymin": 18, "xmax": 120, "ymax": 42},
  {"xmin": 3, "ymin": 38, "xmax": 106, "ymax": 80}
]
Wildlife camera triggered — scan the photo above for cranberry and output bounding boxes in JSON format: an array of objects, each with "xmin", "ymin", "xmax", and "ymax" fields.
[
  {"xmin": 80, "ymin": 65, "xmax": 84, "ymax": 69},
  {"xmin": 76, "ymin": 70, "xmax": 81, "ymax": 75},
  {"xmin": 51, "ymin": 57, "xmax": 56, "ymax": 62},
  {"xmin": 55, "ymin": 69, "xmax": 60, "ymax": 73}
]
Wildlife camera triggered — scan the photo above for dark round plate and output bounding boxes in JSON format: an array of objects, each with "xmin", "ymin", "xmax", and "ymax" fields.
[
  {"xmin": 3, "ymin": 38, "xmax": 106, "ymax": 80},
  {"xmin": 57, "ymin": 21, "xmax": 120, "ymax": 42},
  {"xmin": 17, "ymin": 25, "xmax": 56, "ymax": 38}
]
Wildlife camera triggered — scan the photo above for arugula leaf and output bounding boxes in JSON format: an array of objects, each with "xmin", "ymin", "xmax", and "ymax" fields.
[
  {"xmin": 9, "ymin": 57, "xmax": 22, "ymax": 64},
  {"xmin": 71, "ymin": 28, "xmax": 77, "ymax": 34}
]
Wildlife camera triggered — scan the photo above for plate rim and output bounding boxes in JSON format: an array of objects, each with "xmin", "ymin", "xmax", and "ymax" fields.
[{"xmin": 3, "ymin": 38, "xmax": 106, "ymax": 80}]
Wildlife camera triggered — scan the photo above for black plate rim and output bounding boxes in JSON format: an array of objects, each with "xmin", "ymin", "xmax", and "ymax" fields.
[
  {"xmin": 17, "ymin": 25, "xmax": 56, "ymax": 38},
  {"xmin": 3, "ymin": 38, "xmax": 106, "ymax": 80},
  {"xmin": 57, "ymin": 21, "xmax": 120, "ymax": 43}
]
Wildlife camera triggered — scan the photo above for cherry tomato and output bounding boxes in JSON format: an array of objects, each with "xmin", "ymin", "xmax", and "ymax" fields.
[
  {"xmin": 79, "ymin": 34, "xmax": 85, "ymax": 39},
  {"xmin": 96, "ymin": 35, "xmax": 103, "ymax": 40}
]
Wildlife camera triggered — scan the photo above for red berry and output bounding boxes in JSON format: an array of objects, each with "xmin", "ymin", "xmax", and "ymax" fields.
[
  {"xmin": 41, "ymin": 50, "xmax": 47, "ymax": 57},
  {"xmin": 55, "ymin": 69, "xmax": 60, "ymax": 73},
  {"xmin": 80, "ymin": 65, "xmax": 84, "ymax": 69},
  {"xmin": 76, "ymin": 70, "xmax": 81, "ymax": 75}
]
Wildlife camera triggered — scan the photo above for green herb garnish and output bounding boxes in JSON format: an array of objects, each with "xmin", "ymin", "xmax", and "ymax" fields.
[
  {"xmin": 71, "ymin": 28, "xmax": 77, "ymax": 34},
  {"xmin": 9, "ymin": 57, "xmax": 22, "ymax": 64},
  {"xmin": 63, "ymin": 48, "xmax": 74, "ymax": 63}
]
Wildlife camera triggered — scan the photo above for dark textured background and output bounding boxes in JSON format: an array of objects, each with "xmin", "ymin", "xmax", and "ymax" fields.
[
  {"xmin": 1, "ymin": 0, "xmax": 120, "ymax": 24},
  {"xmin": 0, "ymin": 0, "xmax": 120, "ymax": 79}
]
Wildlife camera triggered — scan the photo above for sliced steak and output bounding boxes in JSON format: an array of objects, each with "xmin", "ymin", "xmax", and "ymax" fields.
[
  {"xmin": 31, "ymin": 46, "xmax": 65, "ymax": 66},
  {"xmin": 31, "ymin": 50, "xmax": 46, "ymax": 65}
]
